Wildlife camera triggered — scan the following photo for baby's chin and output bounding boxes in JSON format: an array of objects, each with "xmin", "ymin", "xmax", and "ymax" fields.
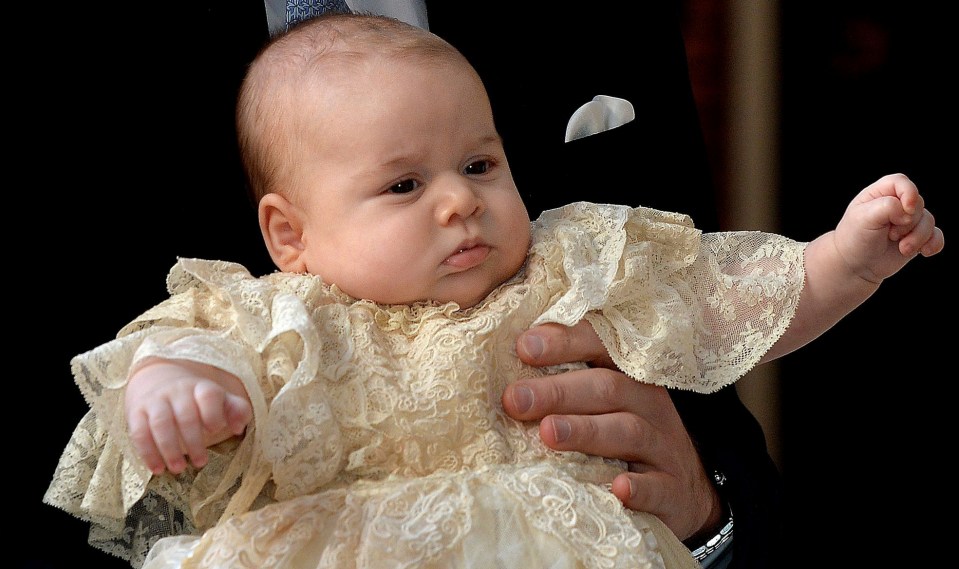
[
  {"xmin": 443, "ymin": 279, "xmax": 512, "ymax": 311},
  {"xmin": 377, "ymin": 264, "xmax": 520, "ymax": 309},
  {"xmin": 442, "ymin": 262, "xmax": 527, "ymax": 310}
]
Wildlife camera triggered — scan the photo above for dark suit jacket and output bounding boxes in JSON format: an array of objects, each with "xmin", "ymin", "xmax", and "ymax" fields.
[{"xmin": 27, "ymin": 2, "xmax": 780, "ymax": 567}]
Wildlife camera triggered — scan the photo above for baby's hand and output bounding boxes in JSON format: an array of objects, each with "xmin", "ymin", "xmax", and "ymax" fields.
[
  {"xmin": 125, "ymin": 358, "xmax": 252, "ymax": 475},
  {"xmin": 835, "ymin": 173, "xmax": 944, "ymax": 283}
]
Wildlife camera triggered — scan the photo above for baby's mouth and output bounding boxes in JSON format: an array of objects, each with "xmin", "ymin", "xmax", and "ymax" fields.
[{"xmin": 444, "ymin": 245, "xmax": 490, "ymax": 269}]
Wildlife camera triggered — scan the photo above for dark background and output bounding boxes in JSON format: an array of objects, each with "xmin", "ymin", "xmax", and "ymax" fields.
[
  {"xmin": 17, "ymin": 2, "xmax": 951, "ymax": 568},
  {"xmin": 776, "ymin": 2, "xmax": 953, "ymax": 564}
]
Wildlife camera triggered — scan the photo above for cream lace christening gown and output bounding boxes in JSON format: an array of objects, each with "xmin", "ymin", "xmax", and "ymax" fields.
[{"xmin": 45, "ymin": 202, "xmax": 805, "ymax": 569}]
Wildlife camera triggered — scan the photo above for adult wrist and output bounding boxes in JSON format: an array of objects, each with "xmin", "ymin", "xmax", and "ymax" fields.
[{"xmin": 686, "ymin": 471, "xmax": 734, "ymax": 567}]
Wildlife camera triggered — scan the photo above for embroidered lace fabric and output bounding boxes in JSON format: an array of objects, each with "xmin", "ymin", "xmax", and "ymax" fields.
[{"xmin": 44, "ymin": 203, "xmax": 805, "ymax": 569}]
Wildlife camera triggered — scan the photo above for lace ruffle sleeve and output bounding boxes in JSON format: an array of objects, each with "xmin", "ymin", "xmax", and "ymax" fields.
[
  {"xmin": 530, "ymin": 202, "xmax": 805, "ymax": 393},
  {"xmin": 43, "ymin": 258, "xmax": 346, "ymax": 567}
]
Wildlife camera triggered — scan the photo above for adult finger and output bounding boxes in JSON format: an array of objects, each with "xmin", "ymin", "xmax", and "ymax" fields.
[
  {"xmin": 517, "ymin": 321, "xmax": 615, "ymax": 369},
  {"xmin": 611, "ymin": 470, "xmax": 719, "ymax": 541},
  {"xmin": 537, "ymin": 410, "xmax": 656, "ymax": 463},
  {"xmin": 502, "ymin": 366, "xmax": 669, "ymax": 422}
]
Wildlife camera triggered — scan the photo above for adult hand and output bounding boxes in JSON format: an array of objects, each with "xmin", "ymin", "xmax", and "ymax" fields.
[{"xmin": 502, "ymin": 321, "xmax": 721, "ymax": 541}]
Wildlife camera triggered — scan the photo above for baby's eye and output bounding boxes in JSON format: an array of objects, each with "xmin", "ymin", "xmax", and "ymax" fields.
[
  {"xmin": 464, "ymin": 159, "xmax": 492, "ymax": 176},
  {"xmin": 387, "ymin": 178, "xmax": 419, "ymax": 194}
]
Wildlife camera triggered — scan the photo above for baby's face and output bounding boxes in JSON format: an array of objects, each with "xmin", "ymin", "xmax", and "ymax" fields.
[{"xmin": 286, "ymin": 58, "xmax": 530, "ymax": 308}]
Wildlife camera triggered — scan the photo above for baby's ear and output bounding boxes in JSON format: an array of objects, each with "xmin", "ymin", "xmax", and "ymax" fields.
[{"xmin": 258, "ymin": 193, "xmax": 307, "ymax": 273}]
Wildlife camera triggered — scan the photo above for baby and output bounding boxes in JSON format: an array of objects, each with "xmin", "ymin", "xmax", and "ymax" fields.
[{"xmin": 46, "ymin": 12, "xmax": 943, "ymax": 569}]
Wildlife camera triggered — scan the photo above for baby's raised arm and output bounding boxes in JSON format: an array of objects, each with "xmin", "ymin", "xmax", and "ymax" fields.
[
  {"xmin": 125, "ymin": 358, "xmax": 253, "ymax": 474},
  {"xmin": 762, "ymin": 173, "xmax": 944, "ymax": 362}
]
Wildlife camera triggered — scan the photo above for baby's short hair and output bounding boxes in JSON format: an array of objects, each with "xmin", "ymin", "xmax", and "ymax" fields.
[{"xmin": 237, "ymin": 12, "xmax": 471, "ymax": 204}]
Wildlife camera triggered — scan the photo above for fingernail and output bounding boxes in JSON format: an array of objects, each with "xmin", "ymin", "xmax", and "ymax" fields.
[
  {"xmin": 627, "ymin": 476, "xmax": 637, "ymax": 499},
  {"xmin": 521, "ymin": 334, "xmax": 545, "ymax": 359},
  {"xmin": 551, "ymin": 417, "xmax": 571, "ymax": 443},
  {"xmin": 512, "ymin": 385, "xmax": 533, "ymax": 413}
]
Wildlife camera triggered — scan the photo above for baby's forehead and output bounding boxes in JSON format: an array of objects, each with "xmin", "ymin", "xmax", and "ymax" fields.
[{"xmin": 288, "ymin": 54, "xmax": 469, "ymax": 110}]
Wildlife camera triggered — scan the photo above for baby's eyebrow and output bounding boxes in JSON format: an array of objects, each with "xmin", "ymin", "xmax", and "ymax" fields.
[
  {"xmin": 472, "ymin": 133, "xmax": 504, "ymax": 148},
  {"xmin": 379, "ymin": 154, "xmax": 418, "ymax": 170},
  {"xmin": 367, "ymin": 132, "xmax": 504, "ymax": 175},
  {"xmin": 375, "ymin": 146, "xmax": 428, "ymax": 170}
]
